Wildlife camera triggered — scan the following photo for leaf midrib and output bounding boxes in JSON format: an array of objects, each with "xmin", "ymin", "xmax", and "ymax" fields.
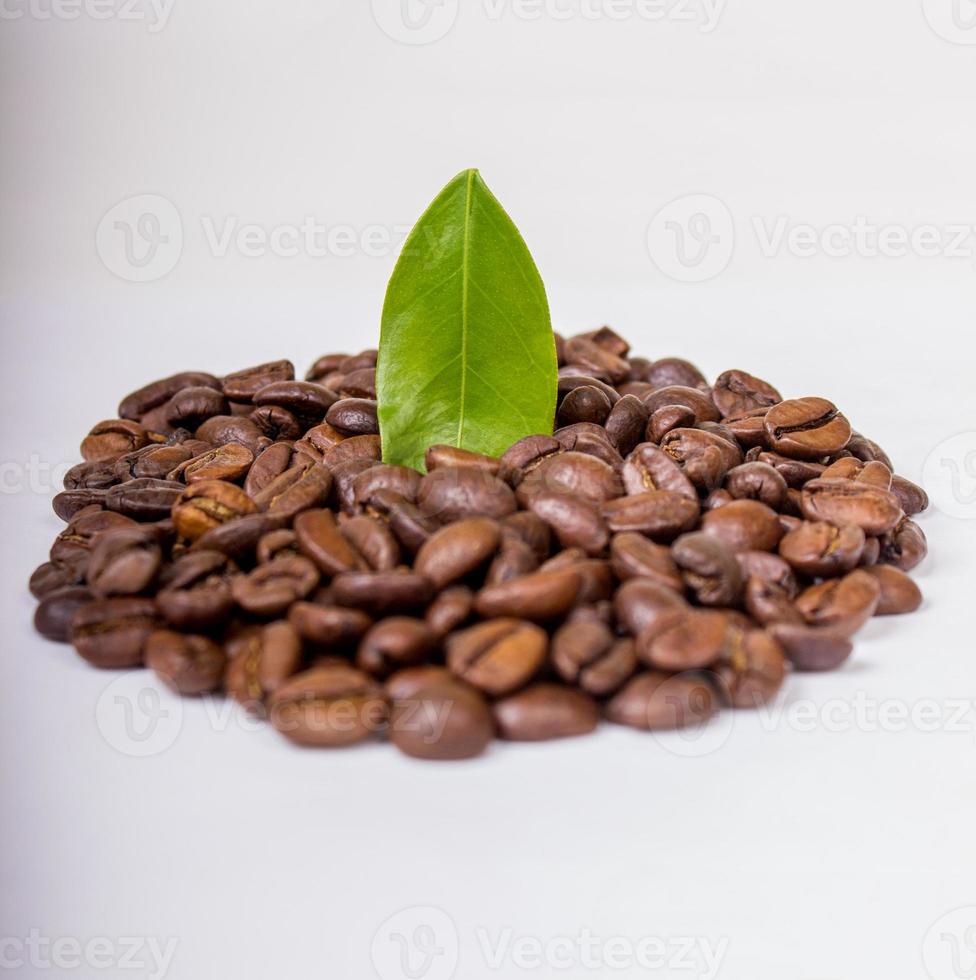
[{"xmin": 456, "ymin": 169, "xmax": 475, "ymax": 448}]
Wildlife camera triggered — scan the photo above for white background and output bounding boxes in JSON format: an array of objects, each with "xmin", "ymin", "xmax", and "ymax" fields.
[{"xmin": 2, "ymin": 2, "xmax": 976, "ymax": 979}]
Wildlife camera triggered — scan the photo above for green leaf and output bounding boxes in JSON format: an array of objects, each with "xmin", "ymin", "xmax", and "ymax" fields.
[{"xmin": 377, "ymin": 169, "xmax": 557, "ymax": 472}]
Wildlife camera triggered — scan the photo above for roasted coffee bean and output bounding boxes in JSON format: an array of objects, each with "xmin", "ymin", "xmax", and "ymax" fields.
[
  {"xmin": 252, "ymin": 380, "xmax": 337, "ymax": 422},
  {"xmin": 288, "ymin": 602, "xmax": 372, "ymax": 645},
  {"xmin": 603, "ymin": 492, "xmax": 699, "ymax": 542},
  {"xmin": 146, "ymin": 630, "xmax": 226, "ymax": 695},
  {"xmin": 621, "ymin": 443, "xmax": 697, "ymax": 499},
  {"xmin": 232, "ymin": 556, "xmax": 320, "ymax": 616},
  {"xmin": 659, "ymin": 428, "xmax": 743, "ymax": 492},
  {"xmin": 86, "ymin": 526, "xmax": 162, "ymax": 597},
  {"xmin": 701, "ymin": 500, "xmax": 783, "ymax": 553},
  {"xmin": 613, "ymin": 578, "xmax": 688, "ymax": 636},
  {"xmin": 294, "ymin": 509, "xmax": 367, "ymax": 576},
  {"xmin": 323, "ymin": 434, "xmax": 383, "ymax": 468},
  {"xmin": 337, "ymin": 514, "xmax": 401, "ymax": 571},
  {"xmin": 637, "ymin": 608, "xmax": 729, "ymax": 671},
  {"xmin": 330, "ymin": 570, "xmax": 434, "ymax": 615},
  {"xmin": 878, "ymin": 517, "xmax": 927, "ymax": 571},
  {"xmin": 795, "ymin": 569, "xmax": 881, "ymax": 636},
  {"xmin": 256, "ymin": 528, "xmax": 299, "ymax": 564},
  {"xmin": 642, "ymin": 357, "xmax": 708, "ymax": 390},
  {"xmin": 390, "ymin": 680, "xmax": 494, "ymax": 760},
  {"xmin": 248, "ymin": 404, "xmax": 303, "ymax": 441},
  {"xmin": 243, "ymin": 442, "xmax": 294, "ymax": 497},
  {"xmin": 647, "ymin": 404, "xmax": 697, "ymax": 443},
  {"xmin": 846, "ymin": 432, "xmax": 893, "ymax": 469},
  {"xmin": 71, "ymin": 597, "xmax": 159, "ymax": 668},
  {"xmin": 778, "ymin": 521, "xmax": 865, "ymax": 577},
  {"xmin": 501, "ymin": 434, "xmax": 562, "ymax": 475},
  {"xmin": 165, "ymin": 386, "xmax": 229, "ymax": 428},
  {"xmin": 414, "ymin": 517, "xmax": 501, "ymax": 590},
  {"xmin": 580, "ymin": 325, "xmax": 630, "ymax": 357},
  {"xmin": 352, "ymin": 464, "xmax": 421, "ymax": 510},
  {"xmin": 855, "ymin": 460, "xmax": 893, "ymax": 490},
  {"xmin": 367, "ymin": 490, "xmax": 441, "ymax": 553},
  {"xmin": 800, "ymin": 479, "xmax": 903, "ymax": 536},
  {"xmin": 723, "ymin": 462, "xmax": 788, "ymax": 510},
  {"xmin": 424, "ymin": 444, "xmax": 507, "ymax": 478},
  {"xmin": 764, "ymin": 397, "xmax": 852, "ymax": 459},
  {"xmin": 225, "ymin": 620, "xmax": 303, "ymax": 708},
  {"xmin": 81, "ymin": 419, "xmax": 148, "ymax": 462},
  {"xmin": 222, "ymin": 360, "xmax": 295, "ymax": 402},
  {"xmin": 558, "ymin": 385, "xmax": 612, "ymax": 427},
  {"xmin": 722, "ymin": 408, "xmax": 769, "ymax": 449},
  {"xmin": 604, "ymin": 395, "xmax": 649, "ymax": 456},
  {"xmin": 744, "ymin": 576, "xmax": 804, "ymax": 627},
  {"xmin": 172, "ymin": 480, "xmax": 257, "ymax": 541},
  {"xmin": 269, "ymin": 664, "xmax": 386, "ymax": 747},
  {"xmin": 609, "ymin": 533, "xmax": 684, "ymax": 590},
  {"xmin": 606, "ymin": 672, "xmax": 717, "ymax": 731},
  {"xmin": 114, "ymin": 443, "xmax": 193, "ymax": 482},
  {"xmin": 169, "ymin": 443, "xmax": 254, "ymax": 484},
  {"xmin": 474, "ymin": 568, "xmax": 580, "ymax": 622},
  {"xmin": 330, "ymin": 459, "xmax": 379, "ymax": 512},
  {"xmin": 564, "ymin": 336, "xmax": 630, "ymax": 383},
  {"xmin": 64, "ymin": 459, "xmax": 123, "ymax": 490},
  {"xmin": 528, "ymin": 492, "xmax": 608, "ymax": 555},
  {"xmin": 357, "ymin": 617, "xmax": 437, "ymax": 677},
  {"xmin": 425, "ymin": 585, "xmax": 474, "ymax": 637},
  {"xmin": 494, "ymin": 685, "xmax": 599, "ymax": 741},
  {"xmin": 119, "ymin": 372, "xmax": 221, "ymax": 419},
  {"xmin": 711, "ymin": 627, "xmax": 786, "ymax": 708},
  {"xmin": 156, "ymin": 550, "xmax": 237, "ymax": 629},
  {"xmin": 191, "ymin": 513, "xmax": 280, "ymax": 563},
  {"xmin": 712, "ymin": 369, "xmax": 782, "ymax": 418},
  {"xmin": 446, "ymin": 618, "xmax": 547, "ymax": 696},
  {"xmin": 30, "ymin": 560, "xmax": 86, "ymax": 599},
  {"xmin": 338, "ymin": 368, "xmax": 376, "ymax": 399},
  {"xmin": 51, "ymin": 510, "xmax": 136, "ymax": 565},
  {"xmin": 326, "ymin": 398, "xmax": 379, "ymax": 436},
  {"xmin": 104, "ymin": 479, "xmax": 185, "ymax": 521},
  {"xmin": 863, "ymin": 565, "xmax": 923, "ymax": 615},
  {"xmin": 752, "ymin": 450, "xmax": 826, "ymax": 488},
  {"xmin": 418, "ymin": 467, "xmax": 517, "ymax": 522},
  {"xmin": 551, "ymin": 620, "xmax": 637, "ymax": 696},
  {"xmin": 265, "ymin": 465, "xmax": 333, "ymax": 520},
  {"xmin": 769, "ymin": 623, "xmax": 853, "ymax": 672},
  {"xmin": 34, "ymin": 586, "xmax": 93, "ymax": 642},
  {"xmin": 643, "ymin": 385, "xmax": 720, "ymax": 424},
  {"xmin": 671, "ymin": 532, "xmax": 742, "ymax": 607},
  {"xmin": 385, "ymin": 665, "xmax": 454, "ymax": 701},
  {"xmin": 485, "ymin": 534, "xmax": 539, "ymax": 585},
  {"xmin": 195, "ymin": 415, "xmax": 272, "ymax": 456},
  {"xmin": 890, "ymin": 475, "xmax": 929, "ymax": 516},
  {"xmin": 516, "ymin": 451, "xmax": 622, "ymax": 505}
]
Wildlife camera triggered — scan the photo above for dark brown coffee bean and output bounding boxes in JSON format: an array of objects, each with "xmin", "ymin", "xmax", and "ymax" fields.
[
  {"xmin": 119, "ymin": 371, "xmax": 222, "ymax": 419},
  {"xmin": 50, "ymin": 510, "xmax": 137, "ymax": 565},
  {"xmin": 243, "ymin": 442, "xmax": 294, "ymax": 497},
  {"xmin": 846, "ymin": 432, "xmax": 893, "ymax": 469},
  {"xmin": 659, "ymin": 428, "xmax": 743, "ymax": 492},
  {"xmin": 232, "ymin": 556, "xmax": 320, "ymax": 616},
  {"xmin": 356, "ymin": 617, "xmax": 437, "ymax": 677},
  {"xmin": 34, "ymin": 586, "xmax": 93, "ymax": 642},
  {"xmin": 104, "ymin": 478, "xmax": 185, "ymax": 521},
  {"xmin": 352, "ymin": 464, "xmax": 422, "ymax": 510},
  {"xmin": 71, "ymin": 597, "xmax": 159, "ymax": 668},
  {"xmin": 621, "ymin": 443, "xmax": 697, "ymax": 499},
  {"xmin": 671, "ymin": 532, "xmax": 742, "ymax": 606},
  {"xmin": 800, "ymin": 479, "xmax": 903, "ymax": 536},
  {"xmin": 86, "ymin": 526, "xmax": 162, "ymax": 597},
  {"xmin": 113, "ymin": 444, "xmax": 193, "ymax": 482},
  {"xmin": 604, "ymin": 394, "xmax": 649, "ymax": 457},
  {"xmin": 225, "ymin": 620, "xmax": 304, "ymax": 707},
  {"xmin": 329, "ymin": 570, "xmax": 434, "ymax": 615},
  {"xmin": 323, "ymin": 434, "xmax": 383, "ymax": 469},
  {"xmin": 81, "ymin": 419, "xmax": 148, "ymax": 462},
  {"xmin": 551, "ymin": 620, "xmax": 637, "ymax": 696},
  {"xmin": 485, "ymin": 534, "xmax": 540, "ymax": 586},
  {"xmin": 256, "ymin": 528, "xmax": 299, "ymax": 564},
  {"xmin": 527, "ymin": 492, "xmax": 609, "ymax": 555},
  {"xmin": 474, "ymin": 568, "xmax": 581, "ymax": 622},
  {"xmin": 795, "ymin": 569, "xmax": 881, "ymax": 637},
  {"xmin": 712, "ymin": 370, "xmax": 781, "ymax": 418},
  {"xmin": 862, "ymin": 565, "xmax": 923, "ymax": 615},
  {"xmin": 878, "ymin": 517, "xmax": 927, "ymax": 571},
  {"xmin": 337, "ymin": 514, "xmax": 401, "ymax": 571},
  {"xmin": 252, "ymin": 380, "xmax": 337, "ymax": 421},
  {"xmin": 287, "ymin": 602, "xmax": 372, "ymax": 645},
  {"xmin": 494, "ymin": 684, "xmax": 599, "ymax": 741},
  {"xmin": 294, "ymin": 509, "xmax": 367, "ymax": 576},
  {"xmin": 890, "ymin": 475, "xmax": 929, "ymax": 516},
  {"xmin": 248, "ymin": 405, "xmax": 303, "ymax": 441},
  {"xmin": 609, "ymin": 533, "xmax": 684, "ymax": 590},
  {"xmin": 222, "ymin": 360, "xmax": 295, "ymax": 403},
  {"xmin": 744, "ymin": 576, "xmax": 804, "ymax": 627},
  {"xmin": 580, "ymin": 325, "xmax": 630, "ymax": 357},
  {"xmin": 768, "ymin": 623, "xmax": 853, "ymax": 671},
  {"xmin": 172, "ymin": 480, "xmax": 258, "ymax": 541},
  {"xmin": 613, "ymin": 578, "xmax": 688, "ymax": 636},
  {"xmin": 414, "ymin": 578, "xmax": 472, "ymax": 638},
  {"xmin": 145, "ymin": 630, "xmax": 227, "ymax": 695},
  {"xmin": 156, "ymin": 551, "xmax": 237, "ymax": 629},
  {"xmin": 764, "ymin": 397, "xmax": 852, "ymax": 460},
  {"xmin": 564, "ymin": 336, "xmax": 630, "ymax": 383},
  {"xmin": 418, "ymin": 467, "xmax": 517, "ymax": 522},
  {"xmin": 195, "ymin": 415, "xmax": 272, "ymax": 456},
  {"xmin": 558, "ymin": 385, "xmax": 612, "ymax": 427},
  {"xmin": 701, "ymin": 500, "xmax": 783, "ymax": 553},
  {"xmin": 414, "ymin": 517, "xmax": 501, "ymax": 590},
  {"xmin": 778, "ymin": 521, "xmax": 865, "ymax": 577},
  {"xmin": 711, "ymin": 627, "xmax": 786, "ymax": 707},
  {"xmin": 164, "ymin": 387, "xmax": 229, "ymax": 428},
  {"xmin": 602, "ymin": 492, "xmax": 699, "ymax": 542},
  {"xmin": 606, "ymin": 672, "xmax": 716, "ymax": 731},
  {"xmin": 723, "ymin": 462, "xmax": 788, "ymax": 510},
  {"xmin": 647, "ymin": 404, "xmax": 697, "ymax": 443},
  {"xmin": 641, "ymin": 357, "xmax": 707, "ymax": 389},
  {"xmin": 500, "ymin": 434, "xmax": 562, "ymax": 475},
  {"xmin": 268, "ymin": 664, "xmax": 386, "ymax": 747},
  {"xmin": 390, "ymin": 680, "xmax": 493, "ymax": 760},
  {"xmin": 330, "ymin": 459, "xmax": 379, "ymax": 513},
  {"xmin": 516, "ymin": 452, "xmax": 623, "ymax": 506},
  {"xmin": 446, "ymin": 618, "xmax": 547, "ymax": 696},
  {"xmin": 191, "ymin": 513, "xmax": 281, "ymax": 563},
  {"xmin": 642, "ymin": 385, "xmax": 720, "ymax": 425},
  {"xmin": 637, "ymin": 608, "xmax": 729, "ymax": 671},
  {"xmin": 385, "ymin": 665, "xmax": 454, "ymax": 701},
  {"xmin": 325, "ymin": 398, "xmax": 379, "ymax": 436},
  {"xmin": 30, "ymin": 560, "xmax": 86, "ymax": 599}
]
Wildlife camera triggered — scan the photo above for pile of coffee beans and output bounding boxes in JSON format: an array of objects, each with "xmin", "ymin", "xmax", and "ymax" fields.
[{"xmin": 29, "ymin": 328, "xmax": 928, "ymax": 760}]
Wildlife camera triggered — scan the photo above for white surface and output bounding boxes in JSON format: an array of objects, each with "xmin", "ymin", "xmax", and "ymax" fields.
[{"xmin": 2, "ymin": 4, "xmax": 976, "ymax": 979}]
